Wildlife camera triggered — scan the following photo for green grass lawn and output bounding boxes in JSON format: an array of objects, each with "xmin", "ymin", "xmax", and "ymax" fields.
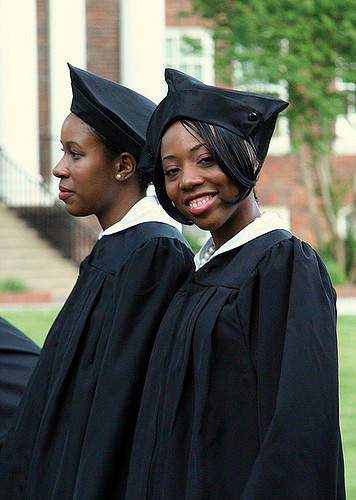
[
  {"xmin": 0, "ymin": 309, "xmax": 355, "ymax": 497},
  {"xmin": 0, "ymin": 308, "xmax": 60, "ymax": 347},
  {"xmin": 338, "ymin": 315, "xmax": 356, "ymax": 499}
]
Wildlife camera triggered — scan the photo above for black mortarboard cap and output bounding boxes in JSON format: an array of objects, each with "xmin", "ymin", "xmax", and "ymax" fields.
[
  {"xmin": 140, "ymin": 68, "xmax": 288, "ymax": 170},
  {"xmin": 68, "ymin": 63, "xmax": 156, "ymax": 168}
]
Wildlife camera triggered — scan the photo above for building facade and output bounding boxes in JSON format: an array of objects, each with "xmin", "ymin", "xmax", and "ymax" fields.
[{"xmin": 0, "ymin": 0, "xmax": 354, "ymax": 247}]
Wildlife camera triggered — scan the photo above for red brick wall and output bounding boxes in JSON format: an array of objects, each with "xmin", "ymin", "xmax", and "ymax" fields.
[
  {"xmin": 166, "ymin": 0, "xmax": 212, "ymax": 27},
  {"xmin": 37, "ymin": 0, "xmax": 51, "ymax": 182},
  {"xmin": 86, "ymin": 0, "xmax": 120, "ymax": 82}
]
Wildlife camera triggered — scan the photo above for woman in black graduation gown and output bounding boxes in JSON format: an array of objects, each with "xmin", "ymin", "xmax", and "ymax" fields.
[
  {"xmin": 125, "ymin": 69, "xmax": 345, "ymax": 499},
  {"xmin": 0, "ymin": 65, "xmax": 194, "ymax": 499}
]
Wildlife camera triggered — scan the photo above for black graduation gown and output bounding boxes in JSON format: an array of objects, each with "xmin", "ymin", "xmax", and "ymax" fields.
[
  {"xmin": 0, "ymin": 317, "xmax": 40, "ymax": 451},
  {"xmin": 126, "ymin": 230, "xmax": 345, "ymax": 499},
  {"xmin": 0, "ymin": 222, "xmax": 194, "ymax": 499}
]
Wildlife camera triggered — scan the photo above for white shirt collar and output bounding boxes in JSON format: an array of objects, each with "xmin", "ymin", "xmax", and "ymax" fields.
[
  {"xmin": 194, "ymin": 211, "xmax": 291, "ymax": 270},
  {"xmin": 98, "ymin": 195, "xmax": 182, "ymax": 239}
]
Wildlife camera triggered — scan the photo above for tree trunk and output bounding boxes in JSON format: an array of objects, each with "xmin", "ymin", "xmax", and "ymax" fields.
[
  {"xmin": 314, "ymin": 148, "xmax": 346, "ymax": 271},
  {"xmin": 296, "ymin": 143, "xmax": 323, "ymax": 248}
]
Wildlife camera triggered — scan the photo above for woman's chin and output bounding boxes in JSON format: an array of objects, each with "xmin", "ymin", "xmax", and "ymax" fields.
[{"xmin": 64, "ymin": 205, "xmax": 90, "ymax": 218}]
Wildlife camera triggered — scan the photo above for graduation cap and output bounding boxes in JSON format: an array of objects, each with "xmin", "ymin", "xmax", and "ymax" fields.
[
  {"xmin": 140, "ymin": 68, "xmax": 288, "ymax": 169},
  {"xmin": 68, "ymin": 63, "xmax": 156, "ymax": 167}
]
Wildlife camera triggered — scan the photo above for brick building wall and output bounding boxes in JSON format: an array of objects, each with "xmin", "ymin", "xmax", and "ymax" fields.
[
  {"xmin": 166, "ymin": 0, "xmax": 212, "ymax": 27},
  {"xmin": 86, "ymin": 0, "xmax": 120, "ymax": 81},
  {"xmin": 37, "ymin": 0, "xmax": 51, "ymax": 182},
  {"xmin": 259, "ymin": 154, "xmax": 355, "ymax": 245}
]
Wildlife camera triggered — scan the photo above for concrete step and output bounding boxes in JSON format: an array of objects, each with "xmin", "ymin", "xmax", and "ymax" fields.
[
  {"xmin": 0, "ymin": 204, "xmax": 81, "ymax": 302},
  {"xmin": 0, "ymin": 229, "xmax": 56, "ymax": 247},
  {"xmin": 0, "ymin": 247, "xmax": 72, "ymax": 259},
  {"xmin": 0, "ymin": 248, "xmax": 79, "ymax": 266},
  {"xmin": 0, "ymin": 266, "xmax": 78, "ymax": 279}
]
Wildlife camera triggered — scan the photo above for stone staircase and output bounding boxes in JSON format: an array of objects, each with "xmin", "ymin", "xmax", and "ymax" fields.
[{"xmin": 0, "ymin": 204, "xmax": 81, "ymax": 303}]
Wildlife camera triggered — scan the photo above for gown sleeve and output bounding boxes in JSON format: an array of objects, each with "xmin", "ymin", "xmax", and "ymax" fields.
[
  {"xmin": 0, "ymin": 317, "xmax": 40, "ymax": 450},
  {"xmin": 238, "ymin": 238, "xmax": 345, "ymax": 499}
]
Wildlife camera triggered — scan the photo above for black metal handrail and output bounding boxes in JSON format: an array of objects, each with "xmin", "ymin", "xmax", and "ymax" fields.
[{"xmin": 0, "ymin": 147, "xmax": 98, "ymax": 265}]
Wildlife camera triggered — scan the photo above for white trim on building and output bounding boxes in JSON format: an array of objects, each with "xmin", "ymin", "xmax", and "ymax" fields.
[
  {"xmin": 49, "ymin": 0, "xmax": 87, "ymax": 189},
  {"xmin": 120, "ymin": 0, "xmax": 166, "ymax": 103},
  {"xmin": 0, "ymin": 0, "xmax": 39, "ymax": 177}
]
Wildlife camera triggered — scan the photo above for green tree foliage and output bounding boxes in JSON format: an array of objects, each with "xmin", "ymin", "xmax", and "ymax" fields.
[{"xmin": 190, "ymin": 0, "xmax": 356, "ymax": 281}]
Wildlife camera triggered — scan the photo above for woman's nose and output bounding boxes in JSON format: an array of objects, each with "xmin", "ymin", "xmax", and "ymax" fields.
[
  {"xmin": 179, "ymin": 164, "xmax": 203, "ymax": 190},
  {"xmin": 52, "ymin": 156, "xmax": 69, "ymax": 178}
]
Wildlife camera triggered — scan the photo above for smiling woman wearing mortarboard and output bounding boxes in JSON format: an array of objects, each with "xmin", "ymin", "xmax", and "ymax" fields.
[
  {"xmin": 125, "ymin": 69, "xmax": 345, "ymax": 499},
  {"xmin": 0, "ymin": 65, "xmax": 194, "ymax": 499}
]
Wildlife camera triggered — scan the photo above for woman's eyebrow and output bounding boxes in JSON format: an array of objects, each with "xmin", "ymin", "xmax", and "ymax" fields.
[
  {"xmin": 162, "ymin": 143, "xmax": 207, "ymax": 161},
  {"xmin": 162, "ymin": 154, "xmax": 177, "ymax": 161},
  {"xmin": 65, "ymin": 140, "xmax": 82, "ymax": 148}
]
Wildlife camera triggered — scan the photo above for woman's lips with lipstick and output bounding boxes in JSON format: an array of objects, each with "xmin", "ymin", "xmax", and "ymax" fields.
[
  {"xmin": 58, "ymin": 186, "xmax": 74, "ymax": 201},
  {"xmin": 185, "ymin": 193, "xmax": 216, "ymax": 215}
]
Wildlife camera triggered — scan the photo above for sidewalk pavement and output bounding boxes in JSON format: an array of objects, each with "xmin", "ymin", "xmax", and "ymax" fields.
[
  {"xmin": 337, "ymin": 296, "xmax": 356, "ymax": 315},
  {"xmin": 0, "ymin": 298, "xmax": 355, "ymax": 314}
]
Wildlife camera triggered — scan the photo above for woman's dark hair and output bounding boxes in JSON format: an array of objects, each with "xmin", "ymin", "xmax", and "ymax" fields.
[
  {"xmin": 153, "ymin": 118, "xmax": 261, "ymax": 224},
  {"xmin": 87, "ymin": 123, "xmax": 152, "ymax": 194}
]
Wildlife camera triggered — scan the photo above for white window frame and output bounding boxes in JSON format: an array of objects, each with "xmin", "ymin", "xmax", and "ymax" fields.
[
  {"xmin": 334, "ymin": 80, "xmax": 356, "ymax": 155},
  {"xmin": 233, "ymin": 79, "xmax": 290, "ymax": 156},
  {"xmin": 165, "ymin": 27, "xmax": 215, "ymax": 85},
  {"xmin": 337, "ymin": 206, "xmax": 356, "ymax": 239}
]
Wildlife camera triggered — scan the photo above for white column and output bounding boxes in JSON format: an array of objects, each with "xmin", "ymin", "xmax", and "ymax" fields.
[
  {"xmin": 0, "ymin": 0, "xmax": 39, "ymax": 177},
  {"xmin": 48, "ymin": 0, "xmax": 86, "ymax": 186},
  {"xmin": 120, "ymin": 0, "xmax": 166, "ymax": 104}
]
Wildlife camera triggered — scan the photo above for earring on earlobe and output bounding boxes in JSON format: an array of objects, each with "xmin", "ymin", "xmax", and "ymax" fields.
[{"xmin": 116, "ymin": 173, "xmax": 122, "ymax": 179}]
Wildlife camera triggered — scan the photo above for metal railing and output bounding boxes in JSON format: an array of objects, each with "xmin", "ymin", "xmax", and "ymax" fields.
[{"xmin": 0, "ymin": 147, "xmax": 98, "ymax": 265}]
